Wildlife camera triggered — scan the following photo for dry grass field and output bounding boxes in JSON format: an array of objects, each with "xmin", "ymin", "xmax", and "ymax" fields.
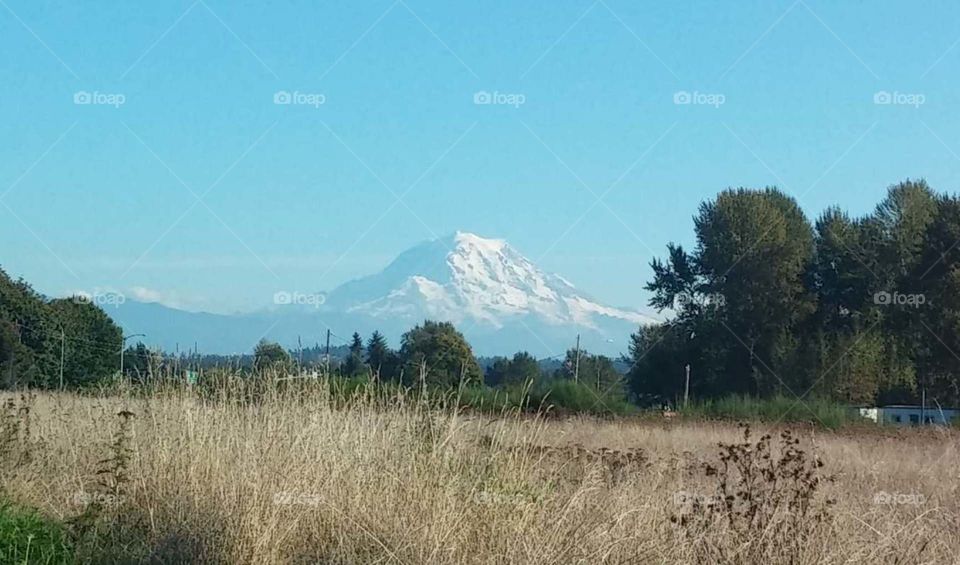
[{"xmin": 1, "ymin": 383, "xmax": 957, "ymax": 564}]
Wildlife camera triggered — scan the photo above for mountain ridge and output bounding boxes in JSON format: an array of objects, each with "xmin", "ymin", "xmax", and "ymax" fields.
[{"xmin": 109, "ymin": 232, "xmax": 658, "ymax": 356}]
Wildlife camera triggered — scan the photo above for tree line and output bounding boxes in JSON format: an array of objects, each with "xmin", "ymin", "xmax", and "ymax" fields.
[
  {"xmin": 627, "ymin": 179, "xmax": 960, "ymax": 407},
  {"xmin": 252, "ymin": 321, "xmax": 625, "ymax": 397},
  {"xmin": 5, "ymin": 178, "xmax": 958, "ymax": 411}
]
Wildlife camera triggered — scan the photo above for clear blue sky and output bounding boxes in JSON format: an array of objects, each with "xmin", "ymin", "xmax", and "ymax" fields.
[{"xmin": 2, "ymin": 0, "xmax": 959, "ymax": 314}]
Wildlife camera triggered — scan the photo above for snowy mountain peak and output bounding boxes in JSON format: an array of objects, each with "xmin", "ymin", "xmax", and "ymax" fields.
[
  {"xmin": 111, "ymin": 232, "xmax": 660, "ymax": 357},
  {"xmin": 324, "ymin": 232, "xmax": 656, "ymax": 331},
  {"xmin": 451, "ymin": 230, "xmax": 506, "ymax": 251}
]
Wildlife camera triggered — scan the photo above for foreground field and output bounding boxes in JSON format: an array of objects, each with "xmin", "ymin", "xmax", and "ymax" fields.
[{"xmin": 1, "ymin": 385, "xmax": 957, "ymax": 564}]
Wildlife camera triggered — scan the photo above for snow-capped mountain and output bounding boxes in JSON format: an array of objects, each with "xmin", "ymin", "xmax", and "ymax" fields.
[
  {"xmin": 322, "ymin": 232, "xmax": 657, "ymax": 352},
  {"xmin": 110, "ymin": 232, "xmax": 658, "ymax": 356}
]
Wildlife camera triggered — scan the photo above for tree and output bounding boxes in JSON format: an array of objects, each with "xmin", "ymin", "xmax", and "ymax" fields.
[
  {"xmin": 632, "ymin": 179, "xmax": 960, "ymax": 406},
  {"xmin": 342, "ymin": 332, "xmax": 366, "ymax": 377},
  {"xmin": 121, "ymin": 342, "xmax": 164, "ymax": 381},
  {"xmin": 558, "ymin": 349, "xmax": 623, "ymax": 393},
  {"xmin": 366, "ymin": 331, "xmax": 399, "ymax": 380},
  {"xmin": 399, "ymin": 321, "xmax": 482, "ymax": 387},
  {"xmin": 642, "ymin": 188, "xmax": 817, "ymax": 396},
  {"xmin": 49, "ymin": 297, "xmax": 123, "ymax": 387},
  {"xmin": 504, "ymin": 351, "xmax": 540, "ymax": 386},
  {"xmin": 0, "ymin": 269, "xmax": 123, "ymax": 389},
  {"xmin": 484, "ymin": 356, "xmax": 510, "ymax": 387},
  {"xmin": 0, "ymin": 269, "xmax": 59, "ymax": 387},
  {"xmin": 0, "ymin": 320, "xmax": 32, "ymax": 389},
  {"xmin": 911, "ymin": 194, "xmax": 960, "ymax": 403},
  {"xmin": 253, "ymin": 339, "xmax": 291, "ymax": 372},
  {"xmin": 695, "ymin": 188, "xmax": 816, "ymax": 394},
  {"xmin": 485, "ymin": 352, "xmax": 541, "ymax": 387}
]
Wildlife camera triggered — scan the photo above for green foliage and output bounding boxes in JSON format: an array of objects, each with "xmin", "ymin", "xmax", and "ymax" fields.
[
  {"xmin": 632, "ymin": 180, "xmax": 960, "ymax": 408},
  {"xmin": 48, "ymin": 299, "xmax": 122, "ymax": 387},
  {"xmin": 341, "ymin": 333, "xmax": 367, "ymax": 377},
  {"xmin": 537, "ymin": 379, "xmax": 634, "ymax": 415},
  {"xmin": 556, "ymin": 349, "xmax": 625, "ymax": 397},
  {"xmin": 0, "ymin": 268, "xmax": 122, "ymax": 389},
  {"xmin": 399, "ymin": 321, "xmax": 482, "ymax": 387},
  {"xmin": 456, "ymin": 379, "xmax": 635, "ymax": 416},
  {"xmin": 484, "ymin": 351, "xmax": 540, "ymax": 387},
  {"xmin": 0, "ymin": 500, "xmax": 73, "ymax": 564},
  {"xmin": 253, "ymin": 339, "xmax": 291, "ymax": 372},
  {"xmin": 121, "ymin": 342, "xmax": 162, "ymax": 381},
  {"xmin": 366, "ymin": 331, "xmax": 399, "ymax": 381},
  {"xmin": 680, "ymin": 395, "xmax": 863, "ymax": 429}
]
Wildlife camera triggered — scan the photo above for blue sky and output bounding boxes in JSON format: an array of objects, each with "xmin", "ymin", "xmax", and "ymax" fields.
[{"xmin": 2, "ymin": 0, "xmax": 960, "ymax": 314}]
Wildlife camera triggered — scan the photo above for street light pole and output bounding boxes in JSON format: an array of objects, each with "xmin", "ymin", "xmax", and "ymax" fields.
[{"xmin": 120, "ymin": 333, "xmax": 146, "ymax": 376}]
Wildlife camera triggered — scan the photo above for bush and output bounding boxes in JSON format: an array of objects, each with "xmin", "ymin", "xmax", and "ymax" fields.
[
  {"xmin": 0, "ymin": 500, "xmax": 73, "ymax": 564},
  {"xmin": 680, "ymin": 394, "xmax": 862, "ymax": 429},
  {"xmin": 457, "ymin": 379, "xmax": 636, "ymax": 416}
]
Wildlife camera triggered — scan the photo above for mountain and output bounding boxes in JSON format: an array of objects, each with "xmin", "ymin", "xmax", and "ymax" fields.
[
  {"xmin": 326, "ymin": 231, "xmax": 654, "ymax": 329},
  {"xmin": 110, "ymin": 232, "xmax": 658, "ymax": 356}
]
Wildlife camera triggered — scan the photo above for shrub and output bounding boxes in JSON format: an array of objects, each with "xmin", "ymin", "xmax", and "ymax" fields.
[
  {"xmin": 0, "ymin": 500, "xmax": 73, "ymax": 564},
  {"xmin": 672, "ymin": 424, "xmax": 835, "ymax": 564},
  {"xmin": 680, "ymin": 394, "xmax": 861, "ymax": 429}
]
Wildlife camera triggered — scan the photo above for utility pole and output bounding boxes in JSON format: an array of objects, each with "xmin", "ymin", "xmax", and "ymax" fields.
[
  {"xmin": 921, "ymin": 384, "xmax": 926, "ymax": 425},
  {"xmin": 684, "ymin": 364, "xmax": 691, "ymax": 409},
  {"xmin": 324, "ymin": 329, "xmax": 331, "ymax": 377},
  {"xmin": 298, "ymin": 335, "xmax": 303, "ymax": 374},
  {"xmin": 573, "ymin": 334, "xmax": 581, "ymax": 384},
  {"xmin": 59, "ymin": 328, "xmax": 65, "ymax": 391}
]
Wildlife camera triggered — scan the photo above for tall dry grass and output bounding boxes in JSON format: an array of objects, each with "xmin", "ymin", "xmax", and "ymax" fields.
[{"xmin": 1, "ymin": 381, "xmax": 957, "ymax": 563}]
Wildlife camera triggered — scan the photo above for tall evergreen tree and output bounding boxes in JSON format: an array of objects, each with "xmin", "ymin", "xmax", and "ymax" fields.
[
  {"xmin": 366, "ymin": 331, "xmax": 392, "ymax": 379},
  {"xmin": 343, "ymin": 332, "xmax": 366, "ymax": 377}
]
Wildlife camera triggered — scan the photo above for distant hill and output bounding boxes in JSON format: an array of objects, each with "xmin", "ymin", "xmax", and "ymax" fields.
[{"xmin": 109, "ymin": 232, "xmax": 659, "ymax": 357}]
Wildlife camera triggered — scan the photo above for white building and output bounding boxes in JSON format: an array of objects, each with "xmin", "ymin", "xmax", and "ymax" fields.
[{"xmin": 858, "ymin": 405, "xmax": 959, "ymax": 426}]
